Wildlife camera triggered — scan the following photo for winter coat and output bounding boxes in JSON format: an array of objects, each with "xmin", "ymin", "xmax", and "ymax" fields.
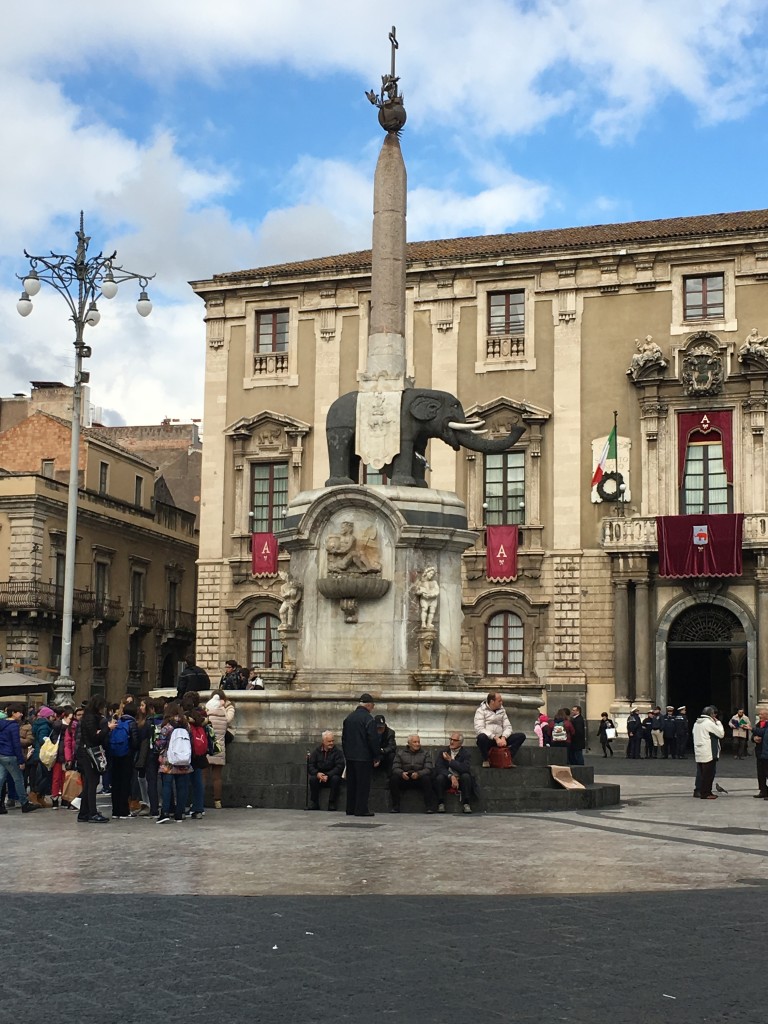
[
  {"xmin": 376, "ymin": 726, "xmax": 397, "ymax": 762},
  {"xmin": 434, "ymin": 745, "xmax": 473, "ymax": 779},
  {"xmin": 0, "ymin": 718, "xmax": 23, "ymax": 762},
  {"xmin": 19, "ymin": 722, "xmax": 33, "ymax": 756},
  {"xmin": 77, "ymin": 712, "xmax": 110, "ymax": 752},
  {"xmin": 341, "ymin": 705, "xmax": 380, "ymax": 763},
  {"xmin": 391, "ymin": 746, "xmax": 433, "ymax": 778},
  {"xmin": 134, "ymin": 719, "xmax": 152, "ymax": 771},
  {"xmin": 31, "ymin": 716, "xmax": 53, "ymax": 761},
  {"xmin": 473, "ymin": 701, "xmax": 513, "ymax": 740},
  {"xmin": 693, "ymin": 715, "xmax": 725, "ymax": 763},
  {"xmin": 308, "ymin": 745, "xmax": 345, "ymax": 779},
  {"xmin": 177, "ymin": 664, "xmax": 211, "ymax": 699},
  {"xmin": 570, "ymin": 714, "xmax": 586, "ymax": 751},
  {"xmin": 205, "ymin": 699, "xmax": 235, "ymax": 766},
  {"xmin": 626, "ymin": 712, "xmax": 642, "ymax": 737},
  {"xmin": 662, "ymin": 713, "xmax": 677, "ymax": 739},
  {"xmin": 674, "ymin": 713, "xmax": 689, "ymax": 743},
  {"xmin": 156, "ymin": 721, "xmax": 193, "ymax": 775},
  {"xmin": 597, "ymin": 718, "xmax": 616, "ymax": 739},
  {"xmin": 729, "ymin": 714, "xmax": 751, "ymax": 739},
  {"xmin": 752, "ymin": 721, "xmax": 768, "ymax": 759}
]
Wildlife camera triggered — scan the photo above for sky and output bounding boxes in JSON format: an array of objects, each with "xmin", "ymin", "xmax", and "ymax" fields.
[{"xmin": 1, "ymin": 0, "xmax": 767, "ymax": 427}]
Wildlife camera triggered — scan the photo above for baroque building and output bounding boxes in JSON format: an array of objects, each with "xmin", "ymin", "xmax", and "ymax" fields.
[
  {"xmin": 192, "ymin": 208, "xmax": 768, "ymax": 725},
  {"xmin": 0, "ymin": 384, "xmax": 200, "ymax": 701}
]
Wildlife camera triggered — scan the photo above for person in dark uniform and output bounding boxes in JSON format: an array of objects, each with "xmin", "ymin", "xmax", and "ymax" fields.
[
  {"xmin": 674, "ymin": 706, "xmax": 689, "ymax": 758},
  {"xmin": 661, "ymin": 706, "xmax": 677, "ymax": 758},
  {"xmin": 626, "ymin": 708, "xmax": 642, "ymax": 759},
  {"xmin": 341, "ymin": 693, "xmax": 380, "ymax": 817},
  {"xmin": 641, "ymin": 711, "xmax": 654, "ymax": 758}
]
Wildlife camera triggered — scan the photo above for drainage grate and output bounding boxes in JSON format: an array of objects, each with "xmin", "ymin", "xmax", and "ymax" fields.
[{"xmin": 329, "ymin": 822, "xmax": 386, "ymax": 829}]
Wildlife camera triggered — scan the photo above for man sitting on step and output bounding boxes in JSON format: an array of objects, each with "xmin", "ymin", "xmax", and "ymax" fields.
[
  {"xmin": 307, "ymin": 730, "xmax": 345, "ymax": 811},
  {"xmin": 433, "ymin": 731, "xmax": 474, "ymax": 814},
  {"xmin": 389, "ymin": 735, "xmax": 434, "ymax": 813},
  {"xmin": 473, "ymin": 692, "xmax": 526, "ymax": 767}
]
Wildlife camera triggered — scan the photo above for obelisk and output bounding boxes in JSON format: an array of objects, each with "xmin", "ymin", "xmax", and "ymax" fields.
[{"xmin": 357, "ymin": 27, "xmax": 410, "ymax": 472}]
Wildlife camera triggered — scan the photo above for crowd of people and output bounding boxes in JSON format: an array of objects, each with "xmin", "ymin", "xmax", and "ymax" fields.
[{"xmin": 0, "ymin": 688, "xmax": 237, "ymax": 824}]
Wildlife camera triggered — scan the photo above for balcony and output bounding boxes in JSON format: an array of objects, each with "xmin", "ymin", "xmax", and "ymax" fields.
[
  {"xmin": 128, "ymin": 604, "xmax": 165, "ymax": 632},
  {"xmin": 0, "ymin": 581, "xmax": 123, "ymax": 623},
  {"xmin": 162, "ymin": 608, "xmax": 195, "ymax": 636},
  {"xmin": 601, "ymin": 513, "xmax": 768, "ymax": 554}
]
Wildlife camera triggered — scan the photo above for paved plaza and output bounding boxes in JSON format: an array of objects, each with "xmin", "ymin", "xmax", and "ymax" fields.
[{"xmin": 3, "ymin": 755, "xmax": 767, "ymax": 1023}]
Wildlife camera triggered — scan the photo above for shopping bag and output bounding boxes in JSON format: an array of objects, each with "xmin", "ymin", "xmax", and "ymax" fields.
[{"xmin": 62, "ymin": 770, "xmax": 83, "ymax": 803}]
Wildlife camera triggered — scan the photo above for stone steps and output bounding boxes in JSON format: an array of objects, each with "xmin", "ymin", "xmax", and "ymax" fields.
[{"xmin": 220, "ymin": 741, "xmax": 621, "ymax": 813}]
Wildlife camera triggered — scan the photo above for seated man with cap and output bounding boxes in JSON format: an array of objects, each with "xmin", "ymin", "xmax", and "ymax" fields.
[
  {"xmin": 307, "ymin": 730, "xmax": 345, "ymax": 811},
  {"xmin": 433, "ymin": 731, "xmax": 475, "ymax": 814},
  {"xmin": 374, "ymin": 714, "xmax": 397, "ymax": 775},
  {"xmin": 389, "ymin": 734, "xmax": 434, "ymax": 813}
]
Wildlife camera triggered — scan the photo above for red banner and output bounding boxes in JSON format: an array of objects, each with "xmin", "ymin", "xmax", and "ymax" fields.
[
  {"xmin": 486, "ymin": 525, "xmax": 518, "ymax": 582},
  {"xmin": 251, "ymin": 533, "xmax": 278, "ymax": 577},
  {"xmin": 656, "ymin": 514, "xmax": 744, "ymax": 578}
]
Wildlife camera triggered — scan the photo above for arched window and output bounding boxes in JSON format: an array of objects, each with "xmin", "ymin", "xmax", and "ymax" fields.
[
  {"xmin": 249, "ymin": 613, "xmax": 281, "ymax": 668},
  {"xmin": 681, "ymin": 430, "xmax": 730, "ymax": 514},
  {"xmin": 486, "ymin": 611, "xmax": 524, "ymax": 676}
]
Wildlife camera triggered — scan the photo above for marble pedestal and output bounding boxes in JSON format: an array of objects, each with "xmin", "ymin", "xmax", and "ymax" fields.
[{"xmin": 277, "ymin": 485, "xmax": 476, "ymax": 692}]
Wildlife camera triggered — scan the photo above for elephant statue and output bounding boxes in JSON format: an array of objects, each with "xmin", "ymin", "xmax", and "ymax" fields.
[{"xmin": 325, "ymin": 388, "xmax": 525, "ymax": 487}]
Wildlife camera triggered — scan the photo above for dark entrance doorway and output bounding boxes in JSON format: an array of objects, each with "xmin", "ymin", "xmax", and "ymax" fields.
[{"xmin": 667, "ymin": 605, "xmax": 748, "ymax": 736}]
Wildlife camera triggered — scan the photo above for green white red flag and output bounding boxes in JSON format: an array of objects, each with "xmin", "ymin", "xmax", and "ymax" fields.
[{"xmin": 591, "ymin": 426, "xmax": 617, "ymax": 487}]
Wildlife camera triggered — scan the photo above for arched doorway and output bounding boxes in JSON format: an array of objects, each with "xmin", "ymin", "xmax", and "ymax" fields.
[{"xmin": 666, "ymin": 605, "xmax": 748, "ymax": 719}]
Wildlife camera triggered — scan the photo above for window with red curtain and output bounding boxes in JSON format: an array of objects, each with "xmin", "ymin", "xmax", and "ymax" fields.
[{"xmin": 678, "ymin": 411, "xmax": 733, "ymax": 514}]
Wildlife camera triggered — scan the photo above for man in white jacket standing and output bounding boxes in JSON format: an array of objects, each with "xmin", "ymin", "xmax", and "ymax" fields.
[
  {"xmin": 692, "ymin": 705, "xmax": 725, "ymax": 800},
  {"xmin": 473, "ymin": 692, "xmax": 526, "ymax": 767}
]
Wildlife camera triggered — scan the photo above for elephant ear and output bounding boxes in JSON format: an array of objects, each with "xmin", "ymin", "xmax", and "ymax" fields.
[{"xmin": 411, "ymin": 395, "xmax": 443, "ymax": 422}]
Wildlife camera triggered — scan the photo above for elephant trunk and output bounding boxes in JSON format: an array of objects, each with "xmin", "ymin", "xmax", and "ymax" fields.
[{"xmin": 457, "ymin": 424, "xmax": 526, "ymax": 453}]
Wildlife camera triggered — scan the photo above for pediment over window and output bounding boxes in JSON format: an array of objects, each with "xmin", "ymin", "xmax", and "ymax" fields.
[
  {"xmin": 226, "ymin": 410, "xmax": 310, "ymax": 454},
  {"xmin": 466, "ymin": 396, "xmax": 551, "ymax": 437}
]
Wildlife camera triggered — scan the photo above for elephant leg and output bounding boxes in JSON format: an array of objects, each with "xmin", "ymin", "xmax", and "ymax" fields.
[
  {"xmin": 326, "ymin": 428, "xmax": 357, "ymax": 486},
  {"xmin": 389, "ymin": 444, "xmax": 417, "ymax": 487}
]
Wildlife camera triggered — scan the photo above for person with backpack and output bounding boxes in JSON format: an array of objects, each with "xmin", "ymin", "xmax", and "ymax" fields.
[
  {"xmin": 28, "ymin": 705, "xmax": 56, "ymax": 807},
  {"xmin": 145, "ymin": 698, "xmax": 167, "ymax": 817},
  {"xmin": 155, "ymin": 702, "xmax": 193, "ymax": 823},
  {"xmin": 109, "ymin": 702, "xmax": 140, "ymax": 820},
  {"xmin": 75, "ymin": 696, "xmax": 112, "ymax": 824},
  {"xmin": 549, "ymin": 708, "xmax": 575, "ymax": 750},
  {"xmin": 187, "ymin": 709, "xmax": 210, "ymax": 819}
]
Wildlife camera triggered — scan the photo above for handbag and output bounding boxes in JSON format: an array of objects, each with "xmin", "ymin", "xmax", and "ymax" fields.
[
  {"xmin": 488, "ymin": 745, "xmax": 513, "ymax": 769},
  {"xmin": 85, "ymin": 745, "xmax": 108, "ymax": 773},
  {"xmin": 39, "ymin": 735, "xmax": 60, "ymax": 768},
  {"xmin": 605, "ymin": 727, "xmax": 617, "ymax": 740},
  {"xmin": 62, "ymin": 770, "xmax": 83, "ymax": 803},
  {"xmin": 224, "ymin": 729, "xmax": 234, "ymax": 747}
]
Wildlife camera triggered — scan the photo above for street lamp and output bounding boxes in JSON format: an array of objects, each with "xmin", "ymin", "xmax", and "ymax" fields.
[{"xmin": 16, "ymin": 212, "xmax": 154, "ymax": 705}]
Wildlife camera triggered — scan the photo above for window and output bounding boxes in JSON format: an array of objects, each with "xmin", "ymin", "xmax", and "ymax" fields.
[
  {"xmin": 130, "ymin": 570, "xmax": 145, "ymax": 625},
  {"xmin": 484, "ymin": 452, "xmax": 525, "ymax": 525},
  {"xmin": 167, "ymin": 579, "xmax": 179, "ymax": 629},
  {"xmin": 54, "ymin": 552, "xmax": 65, "ymax": 593},
  {"xmin": 128, "ymin": 633, "xmax": 145, "ymax": 674},
  {"xmin": 94, "ymin": 562, "xmax": 109, "ymax": 616},
  {"xmin": 682, "ymin": 433, "xmax": 730, "ymax": 514},
  {"xmin": 488, "ymin": 290, "xmax": 525, "ymax": 336},
  {"xmin": 41, "ymin": 459, "xmax": 54, "ymax": 479},
  {"xmin": 251, "ymin": 462, "xmax": 288, "ymax": 532},
  {"xmin": 256, "ymin": 310, "xmax": 289, "ymax": 353},
  {"xmin": 486, "ymin": 612, "xmax": 524, "ymax": 676},
  {"xmin": 362, "ymin": 465, "xmax": 390, "ymax": 486},
  {"xmin": 684, "ymin": 274, "xmax": 724, "ymax": 321},
  {"xmin": 249, "ymin": 613, "xmax": 281, "ymax": 668},
  {"xmin": 93, "ymin": 631, "xmax": 109, "ymax": 669},
  {"xmin": 134, "ymin": 475, "xmax": 144, "ymax": 506},
  {"xmin": 98, "ymin": 461, "xmax": 109, "ymax": 495}
]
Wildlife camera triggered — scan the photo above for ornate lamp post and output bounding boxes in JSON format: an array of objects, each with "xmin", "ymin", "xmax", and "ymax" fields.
[{"xmin": 16, "ymin": 212, "xmax": 154, "ymax": 705}]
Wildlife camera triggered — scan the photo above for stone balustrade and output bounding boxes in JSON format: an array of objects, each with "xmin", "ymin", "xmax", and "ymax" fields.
[{"xmin": 601, "ymin": 513, "xmax": 768, "ymax": 553}]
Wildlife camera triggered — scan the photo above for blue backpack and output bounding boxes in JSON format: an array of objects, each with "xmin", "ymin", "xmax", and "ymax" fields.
[{"xmin": 110, "ymin": 717, "xmax": 132, "ymax": 757}]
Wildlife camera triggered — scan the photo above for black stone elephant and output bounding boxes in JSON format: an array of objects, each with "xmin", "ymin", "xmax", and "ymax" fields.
[{"xmin": 325, "ymin": 388, "xmax": 525, "ymax": 487}]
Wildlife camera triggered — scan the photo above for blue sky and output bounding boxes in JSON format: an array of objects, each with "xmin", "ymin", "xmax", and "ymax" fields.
[{"xmin": 1, "ymin": 0, "xmax": 767, "ymax": 425}]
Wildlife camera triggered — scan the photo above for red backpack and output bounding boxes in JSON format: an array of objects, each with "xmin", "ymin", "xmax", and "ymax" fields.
[{"xmin": 190, "ymin": 723, "xmax": 209, "ymax": 757}]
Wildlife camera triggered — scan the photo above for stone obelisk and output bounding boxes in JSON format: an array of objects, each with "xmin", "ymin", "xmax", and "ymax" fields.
[{"xmin": 356, "ymin": 27, "xmax": 410, "ymax": 471}]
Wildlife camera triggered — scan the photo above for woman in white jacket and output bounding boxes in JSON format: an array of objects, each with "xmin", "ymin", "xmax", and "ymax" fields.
[
  {"xmin": 205, "ymin": 690, "xmax": 235, "ymax": 809},
  {"xmin": 693, "ymin": 706, "xmax": 725, "ymax": 799}
]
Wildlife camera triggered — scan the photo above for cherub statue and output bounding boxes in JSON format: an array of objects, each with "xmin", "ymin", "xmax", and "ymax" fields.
[
  {"xmin": 413, "ymin": 566, "xmax": 439, "ymax": 629},
  {"xmin": 278, "ymin": 571, "xmax": 302, "ymax": 628}
]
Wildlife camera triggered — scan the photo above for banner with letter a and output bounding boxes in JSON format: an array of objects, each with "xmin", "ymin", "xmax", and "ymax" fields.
[
  {"xmin": 251, "ymin": 533, "xmax": 278, "ymax": 577},
  {"xmin": 486, "ymin": 525, "xmax": 519, "ymax": 582}
]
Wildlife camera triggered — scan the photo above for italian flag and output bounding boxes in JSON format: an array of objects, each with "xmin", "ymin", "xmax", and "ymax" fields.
[{"xmin": 591, "ymin": 426, "xmax": 617, "ymax": 486}]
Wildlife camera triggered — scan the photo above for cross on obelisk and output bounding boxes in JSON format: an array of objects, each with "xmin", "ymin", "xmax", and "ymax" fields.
[{"xmin": 357, "ymin": 26, "xmax": 410, "ymax": 472}]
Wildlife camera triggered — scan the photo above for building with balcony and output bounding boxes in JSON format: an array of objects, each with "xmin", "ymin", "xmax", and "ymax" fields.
[
  {"xmin": 191, "ymin": 208, "xmax": 768, "ymax": 723},
  {"xmin": 0, "ymin": 384, "xmax": 199, "ymax": 701}
]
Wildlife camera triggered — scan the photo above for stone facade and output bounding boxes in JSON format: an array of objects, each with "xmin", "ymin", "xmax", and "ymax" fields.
[{"xmin": 191, "ymin": 209, "xmax": 768, "ymax": 725}]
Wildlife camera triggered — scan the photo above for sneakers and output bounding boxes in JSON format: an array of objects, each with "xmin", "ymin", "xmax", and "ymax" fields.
[
  {"xmin": 156, "ymin": 815, "xmax": 172, "ymax": 824},
  {"xmin": 6, "ymin": 799, "xmax": 16, "ymax": 809},
  {"xmin": 390, "ymin": 806, "xmax": 400, "ymax": 813},
  {"xmin": 481, "ymin": 760, "xmax": 490, "ymax": 768},
  {"xmin": 191, "ymin": 812, "xmax": 204, "ymax": 820},
  {"xmin": 437, "ymin": 803, "xmax": 446, "ymax": 814},
  {"xmin": 90, "ymin": 814, "xmax": 109, "ymax": 823},
  {"xmin": 462, "ymin": 803, "xmax": 472, "ymax": 814},
  {"xmin": 21, "ymin": 801, "xmax": 39, "ymax": 813},
  {"xmin": 327, "ymin": 803, "xmax": 337, "ymax": 812}
]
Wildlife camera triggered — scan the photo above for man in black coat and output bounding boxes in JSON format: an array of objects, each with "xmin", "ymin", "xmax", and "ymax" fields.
[
  {"xmin": 341, "ymin": 693, "xmax": 380, "ymax": 817},
  {"xmin": 307, "ymin": 730, "xmax": 345, "ymax": 811},
  {"xmin": 661, "ymin": 706, "xmax": 678, "ymax": 758},
  {"xmin": 568, "ymin": 705, "xmax": 586, "ymax": 765},
  {"xmin": 674, "ymin": 706, "xmax": 690, "ymax": 758},
  {"xmin": 177, "ymin": 656, "xmax": 211, "ymax": 700},
  {"xmin": 433, "ymin": 731, "xmax": 475, "ymax": 814},
  {"xmin": 374, "ymin": 714, "xmax": 397, "ymax": 775}
]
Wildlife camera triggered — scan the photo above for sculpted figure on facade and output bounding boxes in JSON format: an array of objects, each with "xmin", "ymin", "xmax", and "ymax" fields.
[
  {"xmin": 278, "ymin": 571, "xmax": 302, "ymax": 628},
  {"xmin": 413, "ymin": 565, "xmax": 439, "ymax": 628},
  {"xmin": 738, "ymin": 327, "xmax": 768, "ymax": 368},
  {"xmin": 627, "ymin": 335, "xmax": 667, "ymax": 380},
  {"xmin": 326, "ymin": 521, "xmax": 382, "ymax": 575}
]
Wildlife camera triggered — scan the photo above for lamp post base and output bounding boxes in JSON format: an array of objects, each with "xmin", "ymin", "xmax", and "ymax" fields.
[{"xmin": 52, "ymin": 674, "xmax": 77, "ymax": 708}]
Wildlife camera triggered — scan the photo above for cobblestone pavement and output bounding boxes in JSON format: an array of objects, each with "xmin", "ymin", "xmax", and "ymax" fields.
[{"xmin": 3, "ymin": 758, "xmax": 766, "ymax": 1023}]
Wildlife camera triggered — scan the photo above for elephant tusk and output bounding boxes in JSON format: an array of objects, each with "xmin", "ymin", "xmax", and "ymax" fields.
[
  {"xmin": 470, "ymin": 428, "xmax": 489, "ymax": 435},
  {"xmin": 448, "ymin": 419, "xmax": 485, "ymax": 430}
]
